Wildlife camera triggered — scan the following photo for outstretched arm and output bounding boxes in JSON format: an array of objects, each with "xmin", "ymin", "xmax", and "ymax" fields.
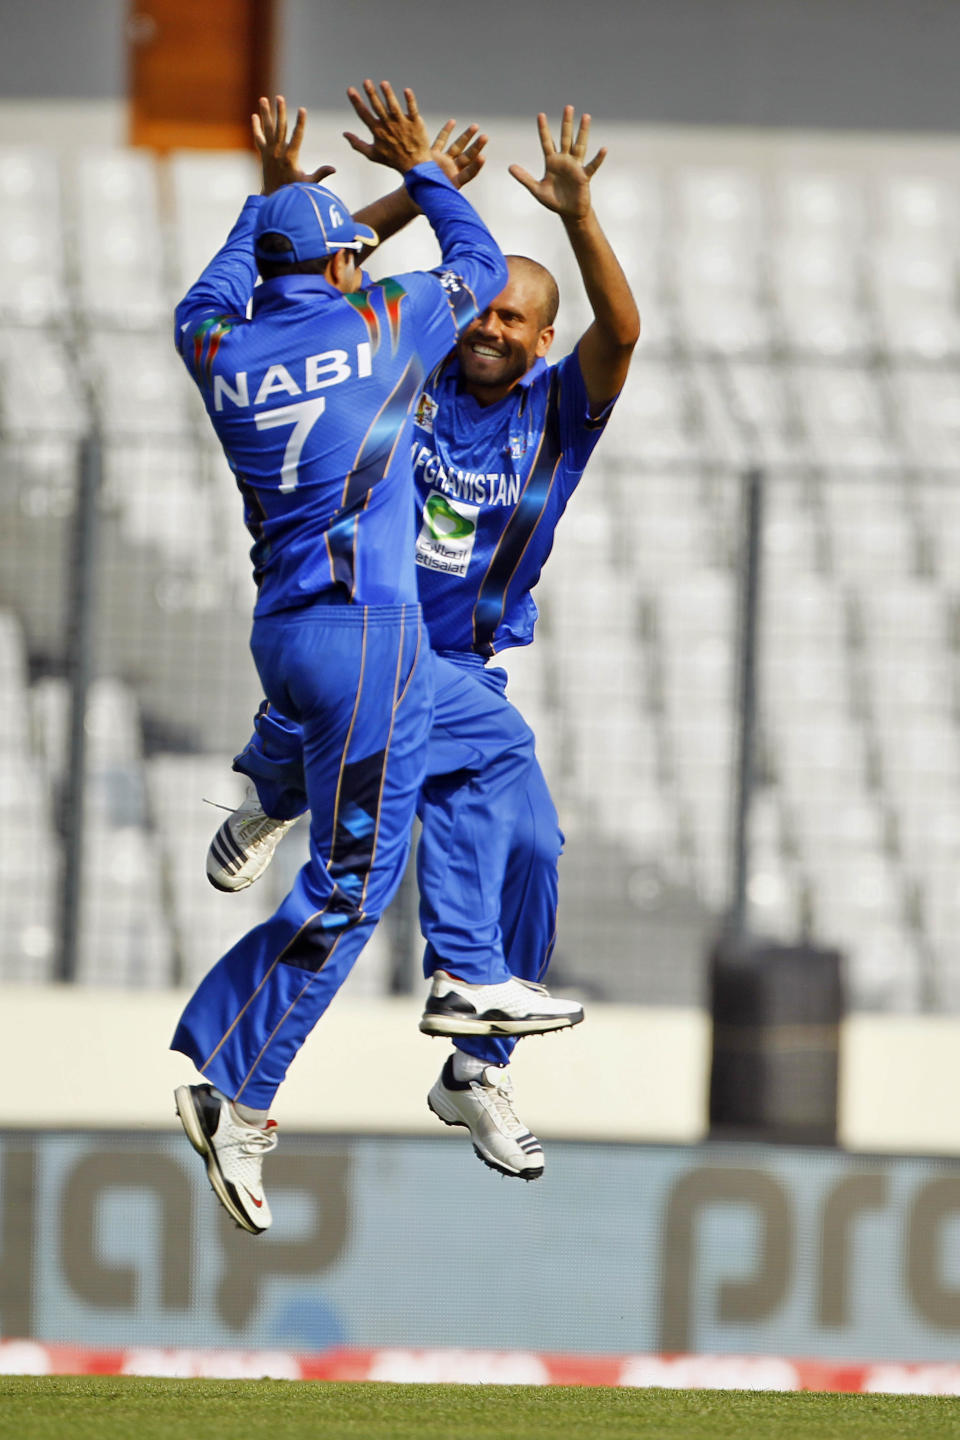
[
  {"xmin": 511, "ymin": 107, "xmax": 640, "ymax": 412},
  {"xmin": 345, "ymin": 81, "xmax": 489, "ymax": 252},
  {"xmin": 253, "ymin": 91, "xmax": 487, "ymax": 262},
  {"xmin": 253, "ymin": 95, "xmax": 336, "ymax": 193},
  {"xmin": 353, "ymin": 119, "xmax": 488, "ymax": 247},
  {"xmin": 346, "ymin": 80, "xmax": 507, "ymax": 342}
]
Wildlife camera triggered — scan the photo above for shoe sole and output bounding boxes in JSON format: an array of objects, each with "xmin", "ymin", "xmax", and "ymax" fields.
[
  {"xmin": 174, "ymin": 1086, "xmax": 267, "ymax": 1235},
  {"xmin": 206, "ymin": 869, "xmax": 253, "ymax": 893},
  {"xmin": 427, "ymin": 1094, "xmax": 544, "ymax": 1182},
  {"xmin": 419, "ymin": 1011, "xmax": 583, "ymax": 1037}
]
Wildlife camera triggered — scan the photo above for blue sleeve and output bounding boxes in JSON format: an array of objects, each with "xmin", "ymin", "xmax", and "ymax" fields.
[
  {"xmin": 173, "ymin": 195, "xmax": 264, "ymax": 361},
  {"xmin": 371, "ymin": 162, "xmax": 506, "ymax": 373},
  {"xmin": 555, "ymin": 347, "xmax": 619, "ymax": 499},
  {"xmin": 403, "ymin": 161, "xmax": 507, "ymax": 327}
]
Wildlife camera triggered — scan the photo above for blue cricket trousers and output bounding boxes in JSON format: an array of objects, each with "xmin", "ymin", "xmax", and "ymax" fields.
[
  {"xmin": 172, "ymin": 602, "xmax": 433, "ymax": 1109},
  {"xmin": 232, "ymin": 653, "xmax": 562, "ymax": 1068}
]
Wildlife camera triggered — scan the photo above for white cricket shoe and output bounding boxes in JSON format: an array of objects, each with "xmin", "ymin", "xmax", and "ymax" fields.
[
  {"xmin": 419, "ymin": 969, "xmax": 584, "ymax": 1037},
  {"xmin": 428, "ymin": 1057, "xmax": 544, "ymax": 1180},
  {"xmin": 174, "ymin": 1083, "xmax": 278, "ymax": 1234},
  {"xmin": 206, "ymin": 786, "xmax": 300, "ymax": 892}
]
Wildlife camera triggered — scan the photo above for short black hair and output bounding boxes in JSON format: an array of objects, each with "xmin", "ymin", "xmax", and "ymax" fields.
[{"xmin": 256, "ymin": 231, "xmax": 332, "ymax": 281}]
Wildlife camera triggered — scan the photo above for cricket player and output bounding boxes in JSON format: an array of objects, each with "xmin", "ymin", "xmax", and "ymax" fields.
[
  {"xmin": 204, "ymin": 103, "xmax": 636, "ymax": 1186},
  {"xmin": 170, "ymin": 84, "xmax": 583, "ymax": 1236}
]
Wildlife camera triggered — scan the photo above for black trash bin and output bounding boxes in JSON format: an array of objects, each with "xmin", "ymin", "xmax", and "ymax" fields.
[{"xmin": 709, "ymin": 933, "xmax": 845, "ymax": 1145}]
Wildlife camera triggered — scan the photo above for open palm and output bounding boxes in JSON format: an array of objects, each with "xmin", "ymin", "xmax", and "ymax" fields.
[{"xmin": 509, "ymin": 106, "xmax": 606, "ymax": 220}]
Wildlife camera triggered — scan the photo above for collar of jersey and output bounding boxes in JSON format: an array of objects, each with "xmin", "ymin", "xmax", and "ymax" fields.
[{"xmin": 252, "ymin": 273, "xmax": 345, "ymax": 314}]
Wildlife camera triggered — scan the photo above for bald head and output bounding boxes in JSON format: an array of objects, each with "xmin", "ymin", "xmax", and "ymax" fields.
[
  {"xmin": 506, "ymin": 254, "xmax": 560, "ymax": 329},
  {"xmin": 456, "ymin": 256, "xmax": 559, "ymax": 404}
]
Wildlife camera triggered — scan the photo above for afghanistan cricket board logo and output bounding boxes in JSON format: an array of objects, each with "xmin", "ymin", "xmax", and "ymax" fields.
[
  {"xmin": 415, "ymin": 490, "xmax": 478, "ymax": 577},
  {"xmin": 414, "ymin": 391, "xmax": 439, "ymax": 434}
]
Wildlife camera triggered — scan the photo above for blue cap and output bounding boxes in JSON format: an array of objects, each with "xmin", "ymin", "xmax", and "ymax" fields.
[{"xmin": 253, "ymin": 183, "xmax": 379, "ymax": 265}]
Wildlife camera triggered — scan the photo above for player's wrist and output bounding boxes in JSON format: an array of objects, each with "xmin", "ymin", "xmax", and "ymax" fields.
[
  {"xmin": 392, "ymin": 149, "xmax": 434, "ymax": 173},
  {"xmin": 560, "ymin": 206, "xmax": 596, "ymax": 231}
]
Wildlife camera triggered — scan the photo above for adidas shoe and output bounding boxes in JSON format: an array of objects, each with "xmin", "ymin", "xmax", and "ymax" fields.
[
  {"xmin": 428, "ymin": 1057, "xmax": 544, "ymax": 1180},
  {"xmin": 174, "ymin": 1083, "xmax": 277, "ymax": 1234},
  {"xmin": 419, "ymin": 969, "xmax": 584, "ymax": 1037},
  {"xmin": 206, "ymin": 787, "xmax": 300, "ymax": 892}
]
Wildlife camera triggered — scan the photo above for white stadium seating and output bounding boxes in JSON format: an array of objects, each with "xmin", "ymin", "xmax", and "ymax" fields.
[{"xmin": 1, "ymin": 134, "xmax": 960, "ymax": 1012}]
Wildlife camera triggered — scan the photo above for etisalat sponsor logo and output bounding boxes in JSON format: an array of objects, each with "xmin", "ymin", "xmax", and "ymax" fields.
[
  {"xmin": 424, "ymin": 491, "xmax": 476, "ymax": 542},
  {"xmin": 415, "ymin": 491, "xmax": 478, "ymax": 575}
]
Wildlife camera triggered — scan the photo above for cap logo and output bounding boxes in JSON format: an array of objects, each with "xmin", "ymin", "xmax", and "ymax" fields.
[{"xmin": 254, "ymin": 182, "xmax": 378, "ymax": 262}]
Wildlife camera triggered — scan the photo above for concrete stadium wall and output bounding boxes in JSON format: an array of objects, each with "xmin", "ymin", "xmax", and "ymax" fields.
[
  {"xmin": 0, "ymin": 984, "xmax": 710, "ymax": 1143},
  {"xmin": 2, "ymin": 0, "xmax": 960, "ymax": 133},
  {"xmin": 3, "ymin": 983, "xmax": 959, "ymax": 1156}
]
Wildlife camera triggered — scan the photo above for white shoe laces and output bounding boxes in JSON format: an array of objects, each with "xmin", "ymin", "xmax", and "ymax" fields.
[
  {"xmin": 478, "ymin": 1069, "xmax": 525, "ymax": 1135},
  {"xmin": 234, "ymin": 1126, "xmax": 278, "ymax": 1157},
  {"xmin": 233, "ymin": 812, "xmax": 288, "ymax": 850}
]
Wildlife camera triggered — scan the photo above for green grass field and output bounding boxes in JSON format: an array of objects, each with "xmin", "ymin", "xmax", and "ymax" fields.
[{"xmin": 2, "ymin": 1378, "xmax": 960, "ymax": 1440}]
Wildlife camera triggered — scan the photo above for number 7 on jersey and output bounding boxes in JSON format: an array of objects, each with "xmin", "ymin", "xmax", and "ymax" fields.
[{"xmin": 255, "ymin": 397, "xmax": 326, "ymax": 493}]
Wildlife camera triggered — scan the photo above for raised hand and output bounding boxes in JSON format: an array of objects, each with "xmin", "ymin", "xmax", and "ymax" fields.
[
  {"xmin": 252, "ymin": 96, "xmax": 336, "ymax": 195},
  {"xmin": 343, "ymin": 80, "xmax": 433, "ymax": 174},
  {"xmin": 509, "ymin": 106, "xmax": 606, "ymax": 221},
  {"xmin": 429, "ymin": 120, "xmax": 488, "ymax": 189}
]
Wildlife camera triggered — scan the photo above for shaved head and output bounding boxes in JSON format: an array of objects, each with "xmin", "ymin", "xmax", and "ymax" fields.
[
  {"xmin": 456, "ymin": 257, "xmax": 559, "ymax": 403},
  {"xmin": 506, "ymin": 254, "xmax": 559, "ymax": 328}
]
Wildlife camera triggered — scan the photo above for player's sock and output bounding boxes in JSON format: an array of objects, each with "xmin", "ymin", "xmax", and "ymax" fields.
[
  {"xmin": 233, "ymin": 1100, "xmax": 270, "ymax": 1126},
  {"xmin": 452, "ymin": 1048, "xmax": 495, "ymax": 1082}
]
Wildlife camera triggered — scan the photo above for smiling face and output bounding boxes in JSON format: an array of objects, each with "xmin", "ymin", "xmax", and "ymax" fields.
[{"xmin": 456, "ymin": 257, "xmax": 557, "ymax": 405}]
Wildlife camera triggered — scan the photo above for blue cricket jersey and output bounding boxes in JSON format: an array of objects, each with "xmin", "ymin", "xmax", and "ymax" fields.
[
  {"xmin": 174, "ymin": 163, "xmax": 507, "ymax": 615},
  {"xmin": 410, "ymin": 350, "xmax": 616, "ymax": 655}
]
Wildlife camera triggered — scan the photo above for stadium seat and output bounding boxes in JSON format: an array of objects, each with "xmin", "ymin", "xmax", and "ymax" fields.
[
  {"xmin": 85, "ymin": 331, "xmax": 200, "ymax": 438},
  {"xmin": 69, "ymin": 148, "xmax": 168, "ymax": 329},
  {"xmin": 0, "ymin": 146, "xmax": 69, "ymax": 325},
  {"xmin": 780, "ymin": 292, "xmax": 876, "ymax": 360},
  {"xmin": 773, "ymin": 171, "xmax": 867, "ymax": 243},
  {"xmin": 75, "ymin": 824, "xmax": 174, "ymax": 988},
  {"xmin": 490, "ymin": 642, "xmax": 563, "ymax": 783},
  {"xmin": 167, "ymin": 148, "xmax": 260, "ymax": 294},
  {"xmin": 875, "ymin": 295, "xmax": 960, "ymax": 361},
  {"xmin": 0, "ymin": 613, "xmax": 60, "ymax": 982},
  {"xmin": 770, "ymin": 174, "xmax": 872, "ymax": 358},
  {"xmin": 101, "ymin": 439, "xmax": 217, "ymax": 572},
  {"xmin": 0, "ymin": 816, "xmax": 59, "ymax": 983},
  {"xmin": 893, "ymin": 784, "xmax": 960, "ymax": 878},
  {"xmin": 791, "ymin": 366, "xmax": 898, "ymax": 469},
  {"xmin": 601, "ymin": 358, "xmax": 705, "ymax": 465},
  {"xmin": 0, "ymin": 608, "xmax": 33, "ymax": 751},
  {"xmin": 892, "ymin": 368, "xmax": 960, "ymax": 469},
  {"xmin": 612, "ymin": 471, "xmax": 724, "ymax": 579},
  {"xmin": 652, "ymin": 568, "xmax": 737, "ymax": 642},
  {"xmin": 873, "ymin": 173, "xmax": 958, "ymax": 242},
  {"xmin": 761, "ymin": 572, "xmax": 851, "ymax": 664},
  {"xmin": 694, "ymin": 363, "xmax": 812, "ymax": 469},
  {"xmin": 873, "ymin": 712, "xmax": 960, "ymax": 791},
  {"xmin": 852, "ymin": 576, "xmax": 952, "ymax": 650},
  {"xmin": 146, "ymin": 754, "xmax": 279, "ymax": 988},
  {"xmin": 0, "ymin": 331, "xmax": 88, "ymax": 438},
  {"xmin": 762, "ymin": 648, "xmax": 852, "ymax": 726},
  {"xmin": 912, "ymin": 482, "xmax": 960, "ymax": 585},
  {"xmin": 861, "ymin": 648, "xmax": 955, "ymax": 724},
  {"xmin": 145, "ymin": 753, "xmax": 394, "ymax": 994},
  {"xmin": 816, "ymin": 472, "xmax": 920, "ymax": 579}
]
